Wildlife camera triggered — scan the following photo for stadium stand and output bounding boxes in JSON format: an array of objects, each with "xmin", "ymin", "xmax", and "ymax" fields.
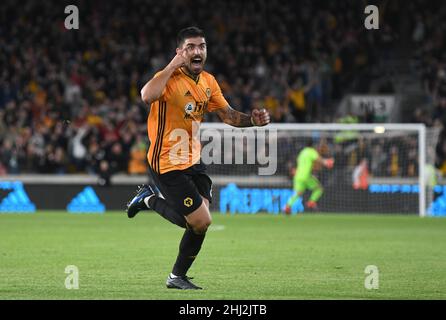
[{"xmin": 0, "ymin": 0, "xmax": 441, "ymax": 176}]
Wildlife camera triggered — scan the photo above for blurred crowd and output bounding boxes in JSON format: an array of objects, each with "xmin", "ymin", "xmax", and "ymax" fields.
[
  {"xmin": 409, "ymin": 0, "xmax": 446, "ymax": 174},
  {"xmin": 0, "ymin": 0, "xmax": 407, "ymax": 175}
]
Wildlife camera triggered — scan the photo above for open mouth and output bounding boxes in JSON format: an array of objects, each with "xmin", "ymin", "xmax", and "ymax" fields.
[{"xmin": 191, "ymin": 57, "xmax": 203, "ymax": 67}]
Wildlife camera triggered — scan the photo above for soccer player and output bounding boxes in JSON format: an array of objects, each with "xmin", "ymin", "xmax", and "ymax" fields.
[
  {"xmin": 125, "ymin": 27, "xmax": 270, "ymax": 290},
  {"xmin": 284, "ymin": 142, "xmax": 334, "ymax": 214}
]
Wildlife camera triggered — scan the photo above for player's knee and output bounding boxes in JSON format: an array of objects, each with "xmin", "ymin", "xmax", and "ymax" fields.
[
  {"xmin": 193, "ymin": 216, "xmax": 212, "ymax": 234},
  {"xmin": 186, "ymin": 202, "xmax": 212, "ymax": 234}
]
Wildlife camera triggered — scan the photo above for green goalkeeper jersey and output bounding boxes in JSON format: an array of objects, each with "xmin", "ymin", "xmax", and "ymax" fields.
[{"xmin": 295, "ymin": 147, "xmax": 319, "ymax": 180}]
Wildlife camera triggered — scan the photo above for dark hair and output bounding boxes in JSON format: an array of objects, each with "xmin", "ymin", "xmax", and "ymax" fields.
[{"xmin": 176, "ymin": 27, "xmax": 205, "ymax": 47}]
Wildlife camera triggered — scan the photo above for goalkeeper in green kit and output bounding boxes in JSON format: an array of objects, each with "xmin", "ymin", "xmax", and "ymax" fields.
[{"xmin": 284, "ymin": 142, "xmax": 334, "ymax": 214}]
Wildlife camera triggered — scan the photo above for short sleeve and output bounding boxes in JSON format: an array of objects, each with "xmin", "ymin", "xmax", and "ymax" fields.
[{"xmin": 207, "ymin": 76, "xmax": 229, "ymax": 112}]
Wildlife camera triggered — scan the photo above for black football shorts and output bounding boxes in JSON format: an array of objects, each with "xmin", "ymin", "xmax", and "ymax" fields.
[{"xmin": 148, "ymin": 162, "xmax": 212, "ymax": 216}]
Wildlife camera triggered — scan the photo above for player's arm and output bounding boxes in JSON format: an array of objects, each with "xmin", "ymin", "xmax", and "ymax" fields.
[
  {"xmin": 140, "ymin": 50, "xmax": 187, "ymax": 104},
  {"xmin": 316, "ymin": 156, "xmax": 334, "ymax": 169},
  {"xmin": 214, "ymin": 105, "xmax": 270, "ymax": 128}
]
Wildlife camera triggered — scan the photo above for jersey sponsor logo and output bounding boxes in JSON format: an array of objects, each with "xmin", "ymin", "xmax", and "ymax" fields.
[
  {"xmin": 184, "ymin": 101, "xmax": 208, "ymax": 119},
  {"xmin": 184, "ymin": 102, "xmax": 194, "ymax": 115},
  {"xmin": 184, "ymin": 197, "xmax": 193, "ymax": 207}
]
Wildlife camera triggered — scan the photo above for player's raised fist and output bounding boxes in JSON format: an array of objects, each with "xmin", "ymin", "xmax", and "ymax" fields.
[
  {"xmin": 167, "ymin": 49, "xmax": 187, "ymax": 70},
  {"xmin": 251, "ymin": 108, "xmax": 270, "ymax": 126}
]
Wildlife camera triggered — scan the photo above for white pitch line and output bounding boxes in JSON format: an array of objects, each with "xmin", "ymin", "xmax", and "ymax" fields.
[{"xmin": 209, "ymin": 225, "xmax": 225, "ymax": 231}]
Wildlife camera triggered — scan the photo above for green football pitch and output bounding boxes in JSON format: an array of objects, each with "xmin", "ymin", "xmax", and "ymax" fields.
[{"xmin": 1, "ymin": 211, "xmax": 445, "ymax": 300}]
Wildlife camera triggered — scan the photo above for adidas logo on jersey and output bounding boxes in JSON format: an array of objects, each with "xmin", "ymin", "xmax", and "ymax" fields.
[{"xmin": 184, "ymin": 90, "xmax": 192, "ymax": 96}]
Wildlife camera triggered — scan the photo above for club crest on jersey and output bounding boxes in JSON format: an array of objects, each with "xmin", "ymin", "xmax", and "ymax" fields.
[{"xmin": 206, "ymin": 88, "xmax": 211, "ymax": 98}]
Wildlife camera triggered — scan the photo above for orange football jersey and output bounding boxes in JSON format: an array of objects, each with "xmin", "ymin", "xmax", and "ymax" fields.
[{"xmin": 147, "ymin": 68, "xmax": 228, "ymax": 174}]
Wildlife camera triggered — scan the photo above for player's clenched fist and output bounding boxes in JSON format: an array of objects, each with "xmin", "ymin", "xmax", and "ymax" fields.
[
  {"xmin": 323, "ymin": 158, "xmax": 335, "ymax": 169},
  {"xmin": 167, "ymin": 49, "xmax": 187, "ymax": 70},
  {"xmin": 251, "ymin": 108, "xmax": 271, "ymax": 126}
]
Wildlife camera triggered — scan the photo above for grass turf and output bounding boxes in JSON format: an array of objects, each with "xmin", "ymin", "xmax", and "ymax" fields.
[{"xmin": 0, "ymin": 211, "xmax": 445, "ymax": 300}]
